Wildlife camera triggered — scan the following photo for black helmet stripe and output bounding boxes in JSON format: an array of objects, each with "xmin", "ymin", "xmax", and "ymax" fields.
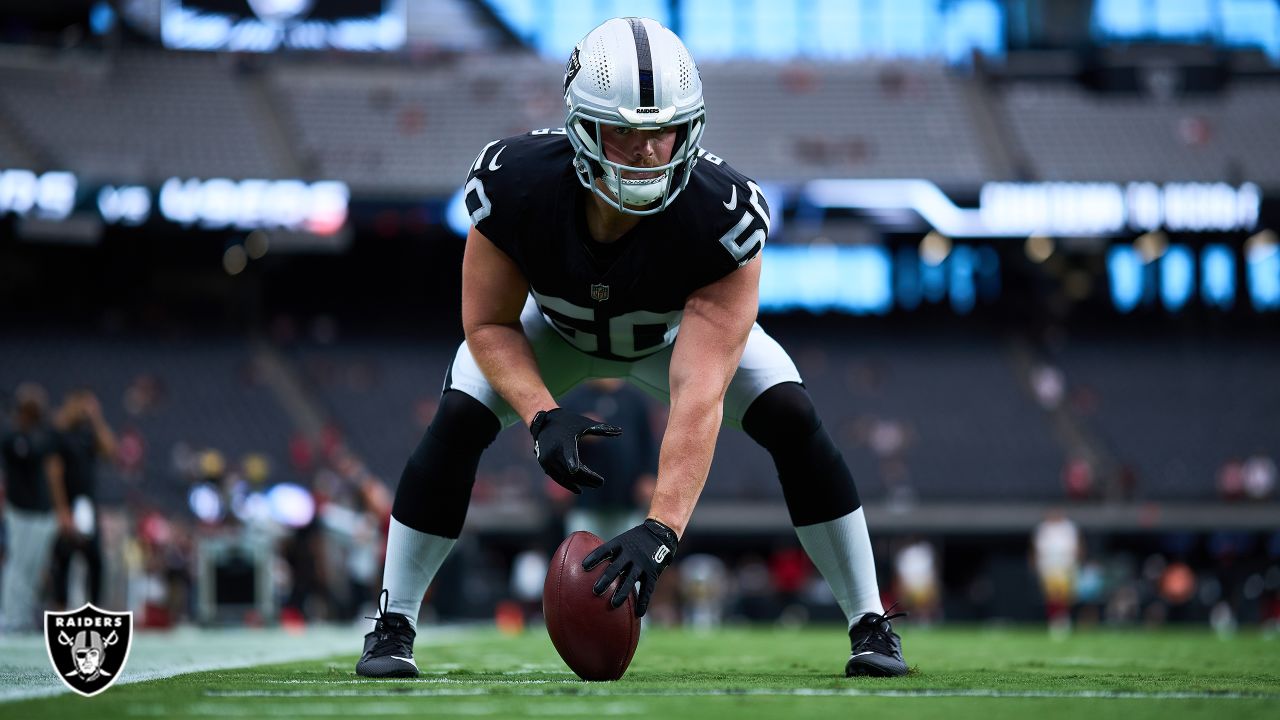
[{"xmin": 627, "ymin": 17, "xmax": 655, "ymax": 107}]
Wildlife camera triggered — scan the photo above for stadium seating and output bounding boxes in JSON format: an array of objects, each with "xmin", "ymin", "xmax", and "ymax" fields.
[
  {"xmin": 286, "ymin": 329, "xmax": 1068, "ymax": 503},
  {"xmin": 0, "ymin": 112, "xmax": 34, "ymax": 168},
  {"xmin": 271, "ymin": 57, "xmax": 1001, "ymax": 193},
  {"xmin": 3, "ymin": 45, "xmax": 1276, "ymax": 192},
  {"xmin": 405, "ymin": 0, "xmax": 506, "ymax": 53},
  {"xmin": 700, "ymin": 61, "xmax": 999, "ymax": 186},
  {"xmin": 286, "ymin": 337, "xmax": 547, "ymax": 500},
  {"xmin": 0, "ymin": 49, "xmax": 283, "ymax": 182},
  {"xmin": 1003, "ymin": 80, "xmax": 1280, "ymax": 185},
  {"xmin": 735, "ymin": 327, "xmax": 1066, "ymax": 502},
  {"xmin": 4, "ymin": 328, "xmax": 1273, "ymax": 510},
  {"xmin": 283, "ymin": 330, "xmax": 1280, "ymax": 504},
  {"xmin": 286, "ymin": 339, "xmax": 457, "ymax": 480},
  {"xmin": 0, "ymin": 334, "xmax": 294, "ymax": 510},
  {"xmin": 1056, "ymin": 335, "xmax": 1280, "ymax": 500},
  {"xmin": 268, "ymin": 54, "xmax": 565, "ymax": 194}
]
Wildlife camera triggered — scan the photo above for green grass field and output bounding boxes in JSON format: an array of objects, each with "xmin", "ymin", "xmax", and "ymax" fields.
[{"xmin": 3, "ymin": 625, "xmax": 1278, "ymax": 719}]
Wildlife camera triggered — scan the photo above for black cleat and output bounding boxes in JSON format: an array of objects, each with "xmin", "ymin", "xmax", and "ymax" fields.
[
  {"xmin": 845, "ymin": 606, "xmax": 908, "ymax": 677},
  {"xmin": 356, "ymin": 589, "xmax": 419, "ymax": 678}
]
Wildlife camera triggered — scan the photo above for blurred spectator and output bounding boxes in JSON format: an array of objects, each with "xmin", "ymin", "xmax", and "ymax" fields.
[
  {"xmin": 1158, "ymin": 561, "xmax": 1196, "ymax": 622},
  {"xmin": 508, "ymin": 549, "xmax": 546, "ymax": 622},
  {"xmin": 768, "ymin": 542, "xmax": 812, "ymax": 612},
  {"xmin": 135, "ymin": 512, "xmax": 193, "ymax": 628},
  {"xmin": 289, "ymin": 433, "xmax": 315, "ymax": 476},
  {"xmin": 731, "ymin": 554, "xmax": 775, "ymax": 621},
  {"xmin": 281, "ymin": 514, "xmax": 335, "ymax": 620},
  {"xmin": 123, "ymin": 373, "xmax": 166, "ymax": 417},
  {"xmin": 1176, "ymin": 115, "xmax": 1212, "ymax": 147},
  {"xmin": 1061, "ymin": 457, "xmax": 1094, "ymax": 500},
  {"xmin": 242, "ymin": 453, "xmax": 271, "ymax": 486},
  {"xmin": 320, "ymin": 477, "xmax": 391, "ymax": 619},
  {"xmin": 1115, "ymin": 463, "xmax": 1139, "ymax": 501},
  {"xmin": 1, "ymin": 383, "xmax": 69, "ymax": 632},
  {"xmin": 894, "ymin": 537, "xmax": 940, "ymax": 625},
  {"xmin": 1032, "ymin": 509, "xmax": 1081, "ymax": 637},
  {"xmin": 1074, "ymin": 560, "xmax": 1106, "ymax": 626},
  {"xmin": 1029, "ymin": 363, "xmax": 1065, "ymax": 410},
  {"xmin": 1217, "ymin": 458, "xmax": 1246, "ymax": 500},
  {"xmin": 51, "ymin": 389, "xmax": 118, "ymax": 609},
  {"xmin": 680, "ymin": 554, "xmax": 729, "ymax": 630},
  {"xmin": 116, "ymin": 426, "xmax": 145, "ymax": 481},
  {"xmin": 854, "ymin": 414, "xmax": 916, "ymax": 506},
  {"xmin": 1241, "ymin": 454, "xmax": 1276, "ymax": 500},
  {"xmin": 558, "ymin": 379, "xmax": 657, "ymax": 541}
]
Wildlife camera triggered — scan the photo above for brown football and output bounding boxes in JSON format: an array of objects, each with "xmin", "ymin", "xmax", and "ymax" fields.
[{"xmin": 543, "ymin": 531, "xmax": 641, "ymax": 681}]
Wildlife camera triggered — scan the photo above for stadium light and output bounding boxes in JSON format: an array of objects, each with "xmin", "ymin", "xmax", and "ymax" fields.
[
  {"xmin": 1134, "ymin": 231, "xmax": 1169, "ymax": 263},
  {"xmin": 223, "ymin": 245, "xmax": 249, "ymax": 276},
  {"xmin": 1245, "ymin": 230, "xmax": 1280, "ymax": 310},
  {"xmin": 1202, "ymin": 244, "xmax": 1236, "ymax": 310},
  {"xmin": 1025, "ymin": 235, "xmax": 1055, "ymax": 263},
  {"xmin": 920, "ymin": 231, "xmax": 952, "ymax": 266},
  {"xmin": 245, "ymin": 230, "xmax": 271, "ymax": 259},
  {"xmin": 1245, "ymin": 229, "xmax": 1278, "ymax": 262}
]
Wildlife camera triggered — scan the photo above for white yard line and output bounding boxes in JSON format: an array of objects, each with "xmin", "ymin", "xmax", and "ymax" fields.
[
  {"xmin": 124, "ymin": 700, "xmax": 645, "ymax": 716},
  {"xmin": 0, "ymin": 624, "xmax": 467, "ymax": 703},
  {"xmin": 203, "ymin": 687, "xmax": 1276, "ymax": 701}
]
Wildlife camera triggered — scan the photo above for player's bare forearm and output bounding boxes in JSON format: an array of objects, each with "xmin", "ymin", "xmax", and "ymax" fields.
[
  {"xmin": 461, "ymin": 225, "xmax": 557, "ymax": 426},
  {"xmin": 647, "ymin": 258, "xmax": 760, "ymax": 537},
  {"xmin": 466, "ymin": 322, "xmax": 555, "ymax": 426},
  {"xmin": 648, "ymin": 388, "xmax": 724, "ymax": 537}
]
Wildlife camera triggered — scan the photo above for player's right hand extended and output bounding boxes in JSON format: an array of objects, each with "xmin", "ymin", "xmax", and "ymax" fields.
[{"xmin": 529, "ymin": 408, "xmax": 622, "ymax": 494}]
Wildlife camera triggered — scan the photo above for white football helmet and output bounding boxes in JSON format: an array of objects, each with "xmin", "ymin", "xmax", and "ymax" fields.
[{"xmin": 563, "ymin": 17, "xmax": 706, "ymax": 215}]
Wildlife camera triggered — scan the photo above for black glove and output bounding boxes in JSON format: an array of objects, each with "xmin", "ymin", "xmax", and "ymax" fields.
[
  {"xmin": 582, "ymin": 519, "xmax": 679, "ymax": 617},
  {"xmin": 529, "ymin": 408, "xmax": 622, "ymax": 494}
]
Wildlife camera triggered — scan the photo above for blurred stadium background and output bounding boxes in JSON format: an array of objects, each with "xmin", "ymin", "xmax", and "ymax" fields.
[{"xmin": 0, "ymin": 0, "xmax": 1278, "ymax": 641}]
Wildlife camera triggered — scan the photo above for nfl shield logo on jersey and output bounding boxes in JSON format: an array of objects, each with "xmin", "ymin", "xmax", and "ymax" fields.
[
  {"xmin": 45, "ymin": 604, "xmax": 133, "ymax": 697},
  {"xmin": 590, "ymin": 283, "xmax": 610, "ymax": 302}
]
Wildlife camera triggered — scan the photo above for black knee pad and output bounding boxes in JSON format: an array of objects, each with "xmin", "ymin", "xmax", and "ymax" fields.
[
  {"xmin": 391, "ymin": 389, "xmax": 501, "ymax": 538},
  {"xmin": 742, "ymin": 382, "xmax": 861, "ymax": 526}
]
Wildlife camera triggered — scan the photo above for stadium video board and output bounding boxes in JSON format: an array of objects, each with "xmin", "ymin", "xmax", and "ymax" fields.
[
  {"xmin": 0, "ymin": 168, "xmax": 349, "ymax": 237},
  {"xmin": 161, "ymin": 0, "xmax": 405, "ymax": 52}
]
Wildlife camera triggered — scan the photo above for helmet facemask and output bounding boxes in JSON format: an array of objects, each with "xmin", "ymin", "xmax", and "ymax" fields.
[{"xmin": 567, "ymin": 110, "xmax": 705, "ymax": 216}]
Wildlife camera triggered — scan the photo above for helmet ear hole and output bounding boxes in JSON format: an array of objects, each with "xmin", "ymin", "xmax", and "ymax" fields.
[
  {"xmin": 672, "ymin": 124, "xmax": 689, "ymax": 156},
  {"xmin": 572, "ymin": 118, "xmax": 600, "ymax": 151}
]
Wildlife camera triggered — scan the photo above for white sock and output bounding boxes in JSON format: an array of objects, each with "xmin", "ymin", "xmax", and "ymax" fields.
[
  {"xmin": 379, "ymin": 516, "xmax": 456, "ymax": 631},
  {"xmin": 793, "ymin": 507, "xmax": 884, "ymax": 630}
]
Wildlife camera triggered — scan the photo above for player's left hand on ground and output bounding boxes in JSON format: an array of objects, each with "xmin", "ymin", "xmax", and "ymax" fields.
[
  {"xmin": 583, "ymin": 519, "xmax": 679, "ymax": 617},
  {"xmin": 529, "ymin": 408, "xmax": 622, "ymax": 494}
]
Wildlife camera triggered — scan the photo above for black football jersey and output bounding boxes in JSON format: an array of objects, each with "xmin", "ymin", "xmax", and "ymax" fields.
[{"xmin": 462, "ymin": 129, "xmax": 768, "ymax": 361}]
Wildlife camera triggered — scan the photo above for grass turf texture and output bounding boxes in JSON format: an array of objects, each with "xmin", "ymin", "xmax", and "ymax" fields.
[{"xmin": 4, "ymin": 626, "xmax": 1277, "ymax": 719}]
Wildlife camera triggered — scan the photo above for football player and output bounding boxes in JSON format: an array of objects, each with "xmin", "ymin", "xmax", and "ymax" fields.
[{"xmin": 357, "ymin": 16, "xmax": 908, "ymax": 679}]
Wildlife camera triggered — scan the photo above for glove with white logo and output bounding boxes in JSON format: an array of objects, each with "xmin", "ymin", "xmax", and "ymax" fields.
[
  {"xmin": 529, "ymin": 408, "xmax": 622, "ymax": 494},
  {"xmin": 582, "ymin": 519, "xmax": 679, "ymax": 617}
]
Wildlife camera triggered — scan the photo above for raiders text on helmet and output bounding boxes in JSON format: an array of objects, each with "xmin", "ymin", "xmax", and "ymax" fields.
[{"xmin": 563, "ymin": 17, "xmax": 706, "ymax": 215}]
